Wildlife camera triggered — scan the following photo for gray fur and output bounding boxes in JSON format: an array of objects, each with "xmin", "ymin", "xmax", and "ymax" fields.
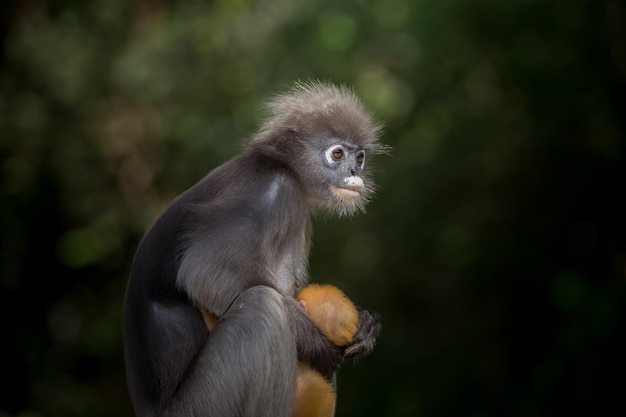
[
  {"xmin": 166, "ymin": 287, "xmax": 296, "ymax": 417},
  {"xmin": 123, "ymin": 81, "xmax": 383, "ymax": 417}
]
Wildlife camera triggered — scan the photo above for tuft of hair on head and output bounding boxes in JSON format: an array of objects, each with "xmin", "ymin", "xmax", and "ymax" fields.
[{"xmin": 253, "ymin": 80, "xmax": 387, "ymax": 155}]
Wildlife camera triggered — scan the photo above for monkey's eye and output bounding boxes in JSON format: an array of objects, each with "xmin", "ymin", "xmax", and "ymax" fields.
[
  {"xmin": 356, "ymin": 151, "xmax": 366, "ymax": 165},
  {"xmin": 325, "ymin": 145, "xmax": 346, "ymax": 164}
]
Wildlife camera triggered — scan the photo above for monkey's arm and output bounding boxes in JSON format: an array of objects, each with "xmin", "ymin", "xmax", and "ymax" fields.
[
  {"xmin": 344, "ymin": 308, "xmax": 382, "ymax": 360},
  {"xmin": 284, "ymin": 297, "xmax": 345, "ymax": 378}
]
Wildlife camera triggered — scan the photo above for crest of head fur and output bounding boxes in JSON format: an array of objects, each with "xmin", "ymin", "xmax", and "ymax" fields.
[{"xmin": 253, "ymin": 80, "xmax": 385, "ymax": 154}]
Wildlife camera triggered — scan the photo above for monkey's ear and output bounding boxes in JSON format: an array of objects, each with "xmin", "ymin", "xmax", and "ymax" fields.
[
  {"xmin": 270, "ymin": 128, "xmax": 299, "ymax": 154},
  {"xmin": 282, "ymin": 127, "xmax": 301, "ymax": 141}
]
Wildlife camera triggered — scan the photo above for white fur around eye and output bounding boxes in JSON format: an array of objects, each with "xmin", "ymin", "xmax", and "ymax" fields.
[
  {"xmin": 324, "ymin": 145, "xmax": 344, "ymax": 164},
  {"xmin": 356, "ymin": 151, "xmax": 366, "ymax": 167}
]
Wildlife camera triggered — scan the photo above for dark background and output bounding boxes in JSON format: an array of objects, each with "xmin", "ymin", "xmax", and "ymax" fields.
[{"xmin": 1, "ymin": 0, "xmax": 625, "ymax": 416}]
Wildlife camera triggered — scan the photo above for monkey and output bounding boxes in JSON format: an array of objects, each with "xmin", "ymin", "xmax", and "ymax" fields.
[
  {"xmin": 123, "ymin": 81, "xmax": 385, "ymax": 417},
  {"xmin": 292, "ymin": 284, "xmax": 360, "ymax": 417}
]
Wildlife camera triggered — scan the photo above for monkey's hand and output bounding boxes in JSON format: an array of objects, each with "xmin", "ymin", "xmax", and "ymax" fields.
[{"xmin": 344, "ymin": 308, "xmax": 381, "ymax": 360}]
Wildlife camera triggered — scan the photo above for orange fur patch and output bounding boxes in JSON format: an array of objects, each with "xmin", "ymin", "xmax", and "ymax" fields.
[
  {"xmin": 200, "ymin": 308, "xmax": 219, "ymax": 332},
  {"xmin": 296, "ymin": 284, "xmax": 358, "ymax": 346},
  {"xmin": 292, "ymin": 363, "xmax": 336, "ymax": 417}
]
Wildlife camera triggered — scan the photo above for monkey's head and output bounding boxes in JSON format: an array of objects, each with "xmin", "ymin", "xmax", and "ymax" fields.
[{"xmin": 252, "ymin": 81, "xmax": 386, "ymax": 217}]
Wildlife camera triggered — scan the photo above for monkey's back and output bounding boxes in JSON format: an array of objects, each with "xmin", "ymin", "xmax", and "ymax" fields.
[{"xmin": 123, "ymin": 149, "xmax": 310, "ymax": 413}]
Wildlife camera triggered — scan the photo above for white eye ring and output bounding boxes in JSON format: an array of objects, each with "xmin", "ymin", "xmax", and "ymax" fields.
[
  {"xmin": 325, "ymin": 145, "xmax": 345, "ymax": 164},
  {"xmin": 356, "ymin": 150, "xmax": 366, "ymax": 166}
]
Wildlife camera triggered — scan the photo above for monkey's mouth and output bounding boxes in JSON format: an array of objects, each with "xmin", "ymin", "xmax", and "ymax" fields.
[{"xmin": 331, "ymin": 185, "xmax": 363, "ymax": 201}]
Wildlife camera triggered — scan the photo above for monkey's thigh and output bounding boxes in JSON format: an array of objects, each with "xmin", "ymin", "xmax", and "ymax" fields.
[{"xmin": 172, "ymin": 286, "xmax": 298, "ymax": 417}]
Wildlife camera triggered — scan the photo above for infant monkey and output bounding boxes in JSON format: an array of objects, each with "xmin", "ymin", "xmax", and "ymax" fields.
[{"xmin": 292, "ymin": 284, "xmax": 359, "ymax": 417}]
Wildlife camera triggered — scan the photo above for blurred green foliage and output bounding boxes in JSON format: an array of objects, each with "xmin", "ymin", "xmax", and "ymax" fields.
[{"xmin": 1, "ymin": 0, "xmax": 625, "ymax": 416}]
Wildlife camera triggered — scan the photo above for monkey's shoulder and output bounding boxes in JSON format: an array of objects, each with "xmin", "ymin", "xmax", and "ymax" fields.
[{"xmin": 187, "ymin": 151, "xmax": 306, "ymax": 216}]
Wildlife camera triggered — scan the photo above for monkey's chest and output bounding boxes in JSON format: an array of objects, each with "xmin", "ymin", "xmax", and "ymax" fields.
[{"xmin": 274, "ymin": 243, "xmax": 308, "ymax": 297}]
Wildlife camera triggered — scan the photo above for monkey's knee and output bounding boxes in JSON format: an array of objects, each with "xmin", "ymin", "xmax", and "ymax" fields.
[
  {"xmin": 226, "ymin": 286, "xmax": 290, "ymax": 328},
  {"xmin": 200, "ymin": 286, "xmax": 288, "ymax": 333},
  {"xmin": 292, "ymin": 363, "xmax": 336, "ymax": 417}
]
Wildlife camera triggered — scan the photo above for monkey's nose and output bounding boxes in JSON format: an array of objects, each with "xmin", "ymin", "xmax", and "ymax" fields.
[{"xmin": 350, "ymin": 168, "xmax": 356, "ymax": 175}]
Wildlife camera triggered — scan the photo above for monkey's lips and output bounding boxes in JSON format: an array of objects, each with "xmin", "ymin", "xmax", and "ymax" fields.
[{"xmin": 331, "ymin": 185, "xmax": 363, "ymax": 201}]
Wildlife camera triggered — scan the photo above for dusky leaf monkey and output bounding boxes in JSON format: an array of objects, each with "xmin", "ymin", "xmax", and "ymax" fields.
[{"xmin": 123, "ymin": 81, "xmax": 385, "ymax": 417}]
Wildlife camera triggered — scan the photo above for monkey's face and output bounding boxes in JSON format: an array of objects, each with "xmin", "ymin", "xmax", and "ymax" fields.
[
  {"xmin": 255, "ymin": 81, "xmax": 385, "ymax": 216},
  {"xmin": 304, "ymin": 140, "xmax": 375, "ymax": 217}
]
